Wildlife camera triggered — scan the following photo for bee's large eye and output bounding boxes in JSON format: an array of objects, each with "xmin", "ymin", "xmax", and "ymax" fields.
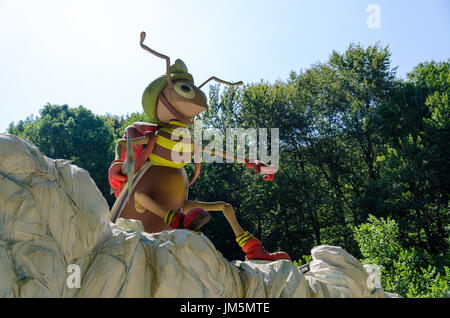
[{"xmin": 174, "ymin": 82, "xmax": 196, "ymax": 99}]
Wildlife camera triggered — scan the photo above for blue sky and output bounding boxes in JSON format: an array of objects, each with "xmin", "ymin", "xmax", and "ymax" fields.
[{"xmin": 1, "ymin": 0, "xmax": 449, "ymax": 132}]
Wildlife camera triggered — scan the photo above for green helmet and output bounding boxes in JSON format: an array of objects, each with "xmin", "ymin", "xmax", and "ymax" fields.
[{"xmin": 142, "ymin": 59, "xmax": 194, "ymax": 126}]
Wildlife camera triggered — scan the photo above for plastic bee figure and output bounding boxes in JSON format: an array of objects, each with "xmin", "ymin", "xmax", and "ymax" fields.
[{"xmin": 108, "ymin": 32, "xmax": 290, "ymax": 261}]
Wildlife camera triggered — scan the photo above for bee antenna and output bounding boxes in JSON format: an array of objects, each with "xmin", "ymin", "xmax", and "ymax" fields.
[
  {"xmin": 198, "ymin": 76, "xmax": 243, "ymax": 89},
  {"xmin": 140, "ymin": 32, "xmax": 173, "ymax": 88}
]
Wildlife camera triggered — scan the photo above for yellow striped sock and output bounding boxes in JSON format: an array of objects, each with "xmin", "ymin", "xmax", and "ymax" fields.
[
  {"xmin": 236, "ymin": 231, "xmax": 254, "ymax": 248},
  {"xmin": 164, "ymin": 209, "xmax": 177, "ymax": 226}
]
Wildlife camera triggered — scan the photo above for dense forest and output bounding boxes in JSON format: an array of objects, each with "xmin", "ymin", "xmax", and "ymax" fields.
[{"xmin": 7, "ymin": 44, "xmax": 449, "ymax": 297}]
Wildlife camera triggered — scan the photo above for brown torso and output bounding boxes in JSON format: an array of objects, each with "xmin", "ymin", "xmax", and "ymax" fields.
[{"xmin": 119, "ymin": 165, "xmax": 188, "ymax": 233}]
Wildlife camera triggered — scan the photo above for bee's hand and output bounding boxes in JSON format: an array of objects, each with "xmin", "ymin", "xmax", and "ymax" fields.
[
  {"xmin": 108, "ymin": 160, "xmax": 128, "ymax": 191},
  {"xmin": 245, "ymin": 159, "xmax": 276, "ymax": 181}
]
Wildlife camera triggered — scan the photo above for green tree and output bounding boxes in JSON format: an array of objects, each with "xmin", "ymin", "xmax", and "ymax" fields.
[
  {"xmin": 375, "ymin": 60, "xmax": 449, "ymax": 254},
  {"xmin": 8, "ymin": 104, "xmax": 116, "ymax": 206},
  {"xmin": 100, "ymin": 113, "xmax": 126, "ymax": 140},
  {"xmin": 354, "ymin": 215, "xmax": 449, "ymax": 297}
]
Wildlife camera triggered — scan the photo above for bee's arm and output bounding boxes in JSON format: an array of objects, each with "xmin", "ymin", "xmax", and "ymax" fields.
[
  {"xmin": 114, "ymin": 138, "xmax": 143, "ymax": 160},
  {"xmin": 117, "ymin": 135, "xmax": 150, "ymax": 147},
  {"xmin": 115, "ymin": 133, "xmax": 156, "ymax": 171},
  {"xmin": 201, "ymin": 148, "xmax": 246, "ymax": 164},
  {"xmin": 201, "ymin": 148, "xmax": 277, "ymax": 180},
  {"xmin": 115, "ymin": 134, "xmax": 154, "ymax": 159},
  {"xmin": 114, "ymin": 122, "xmax": 159, "ymax": 161}
]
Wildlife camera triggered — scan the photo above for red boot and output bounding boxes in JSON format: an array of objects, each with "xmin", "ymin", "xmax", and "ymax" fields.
[
  {"xmin": 237, "ymin": 232, "xmax": 291, "ymax": 261},
  {"xmin": 164, "ymin": 208, "xmax": 211, "ymax": 231}
]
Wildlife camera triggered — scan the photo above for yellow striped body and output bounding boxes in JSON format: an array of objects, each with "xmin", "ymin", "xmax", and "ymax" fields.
[{"xmin": 149, "ymin": 120, "xmax": 194, "ymax": 169}]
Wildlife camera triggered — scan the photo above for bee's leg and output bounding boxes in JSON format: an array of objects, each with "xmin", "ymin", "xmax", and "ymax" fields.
[
  {"xmin": 134, "ymin": 192, "xmax": 211, "ymax": 230},
  {"xmin": 183, "ymin": 200, "xmax": 245, "ymax": 237},
  {"xmin": 222, "ymin": 203, "xmax": 290, "ymax": 261},
  {"xmin": 134, "ymin": 192, "xmax": 168, "ymax": 219},
  {"xmin": 184, "ymin": 200, "xmax": 291, "ymax": 261},
  {"xmin": 134, "ymin": 191, "xmax": 184, "ymax": 229}
]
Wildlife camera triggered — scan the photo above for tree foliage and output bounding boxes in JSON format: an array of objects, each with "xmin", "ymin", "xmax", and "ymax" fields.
[
  {"xmin": 354, "ymin": 215, "xmax": 449, "ymax": 297},
  {"xmin": 8, "ymin": 104, "xmax": 116, "ymax": 206}
]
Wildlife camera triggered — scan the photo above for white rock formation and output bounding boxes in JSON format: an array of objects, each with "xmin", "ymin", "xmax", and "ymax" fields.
[{"xmin": 0, "ymin": 134, "xmax": 392, "ymax": 298}]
